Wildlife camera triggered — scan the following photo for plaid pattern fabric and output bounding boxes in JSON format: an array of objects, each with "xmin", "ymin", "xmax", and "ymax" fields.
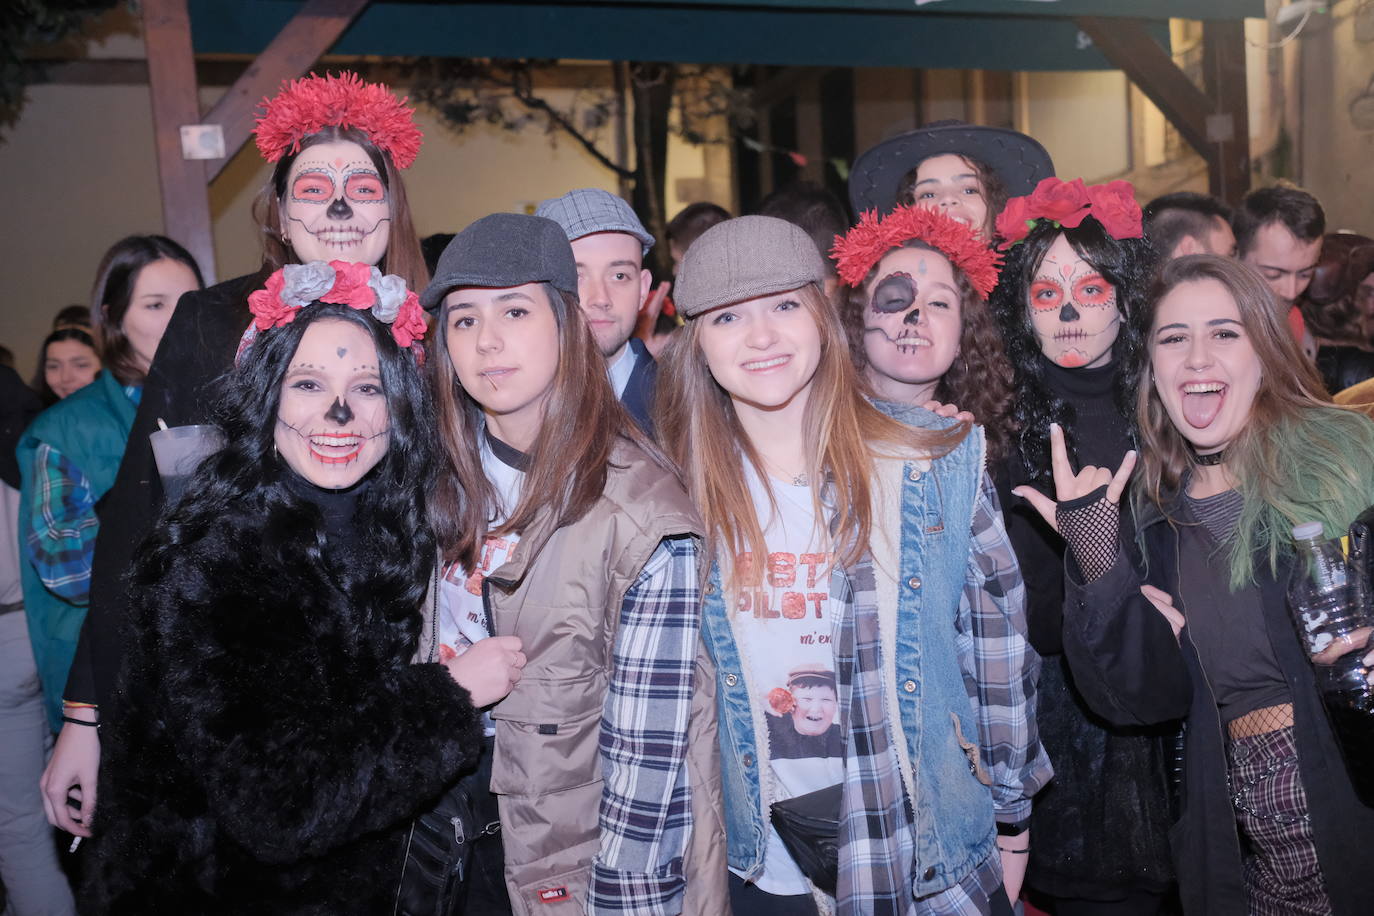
[
  {"xmin": 1227, "ymin": 725, "xmax": 1331, "ymax": 916},
  {"xmin": 956, "ymin": 477, "xmax": 1051, "ymax": 823},
  {"xmin": 23, "ymin": 443, "xmax": 98, "ymax": 603},
  {"xmin": 834, "ymin": 477, "xmax": 1046, "ymax": 915},
  {"xmin": 589, "ymin": 535, "xmax": 699, "ymax": 915}
]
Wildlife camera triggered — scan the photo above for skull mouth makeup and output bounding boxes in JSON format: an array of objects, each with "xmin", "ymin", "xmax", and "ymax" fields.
[{"xmin": 277, "ymin": 420, "xmax": 390, "ymax": 466}]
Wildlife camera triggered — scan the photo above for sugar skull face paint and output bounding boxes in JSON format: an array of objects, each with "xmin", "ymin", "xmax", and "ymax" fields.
[
  {"xmin": 275, "ymin": 318, "xmax": 390, "ymax": 489},
  {"xmin": 282, "ymin": 139, "xmax": 392, "ymax": 266},
  {"xmin": 1028, "ymin": 233, "xmax": 1120, "ymax": 369},
  {"xmin": 861, "ymin": 247, "xmax": 962, "ymax": 402}
]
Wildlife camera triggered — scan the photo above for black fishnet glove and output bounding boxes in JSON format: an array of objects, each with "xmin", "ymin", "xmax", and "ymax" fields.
[{"xmin": 1056, "ymin": 484, "xmax": 1120, "ymax": 582}]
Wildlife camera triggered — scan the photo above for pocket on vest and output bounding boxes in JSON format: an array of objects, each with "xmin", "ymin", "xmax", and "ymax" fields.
[
  {"xmin": 509, "ymin": 860, "xmax": 593, "ymax": 915},
  {"xmin": 489, "ymin": 703, "xmax": 603, "ymax": 797}
]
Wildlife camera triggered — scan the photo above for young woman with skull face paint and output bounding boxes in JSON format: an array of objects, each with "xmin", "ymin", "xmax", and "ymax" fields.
[
  {"xmin": 657, "ymin": 216, "xmax": 1049, "ymax": 915},
  {"xmin": 833, "ymin": 205, "xmax": 1016, "ymax": 464},
  {"xmin": 1018, "ymin": 254, "xmax": 1374, "ymax": 915},
  {"xmin": 988, "ymin": 179, "xmax": 1179, "ymax": 915},
  {"xmin": 86, "ymin": 270, "xmax": 516, "ymax": 913},
  {"xmin": 42, "ymin": 73, "xmax": 432, "ymax": 843}
]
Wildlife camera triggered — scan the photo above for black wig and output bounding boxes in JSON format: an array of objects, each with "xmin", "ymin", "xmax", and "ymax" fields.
[
  {"xmin": 141, "ymin": 303, "xmax": 437, "ymax": 620},
  {"xmin": 990, "ymin": 217, "xmax": 1158, "ymax": 483}
]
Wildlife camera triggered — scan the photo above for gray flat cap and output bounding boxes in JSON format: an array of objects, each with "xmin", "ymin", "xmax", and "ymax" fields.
[
  {"xmin": 535, "ymin": 187, "xmax": 655, "ymax": 256},
  {"xmin": 674, "ymin": 215, "xmax": 829, "ymax": 318},
  {"xmin": 420, "ymin": 212, "xmax": 578, "ymax": 312}
]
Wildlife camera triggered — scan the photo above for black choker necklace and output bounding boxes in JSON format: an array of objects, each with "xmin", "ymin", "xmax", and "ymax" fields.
[{"xmin": 1193, "ymin": 449, "xmax": 1225, "ymax": 466}]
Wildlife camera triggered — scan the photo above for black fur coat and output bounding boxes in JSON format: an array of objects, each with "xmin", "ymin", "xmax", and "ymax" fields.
[{"xmin": 86, "ymin": 483, "xmax": 482, "ymax": 914}]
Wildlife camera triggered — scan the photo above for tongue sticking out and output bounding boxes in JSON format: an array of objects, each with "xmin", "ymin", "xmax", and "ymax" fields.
[{"xmin": 1182, "ymin": 391, "xmax": 1224, "ymax": 429}]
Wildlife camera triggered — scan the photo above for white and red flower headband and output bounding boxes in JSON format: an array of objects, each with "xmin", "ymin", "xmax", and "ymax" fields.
[
  {"xmin": 236, "ymin": 261, "xmax": 428, "ymax": 363},
  {"xmin": 831, "ymin": 205, "xmax": 1003, "ymax": 300}
]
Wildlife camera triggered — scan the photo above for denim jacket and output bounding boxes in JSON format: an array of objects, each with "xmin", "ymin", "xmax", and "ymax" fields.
[{"xmin": 702, "ymin": 407, "xmax": 1042, "ymax": 899}]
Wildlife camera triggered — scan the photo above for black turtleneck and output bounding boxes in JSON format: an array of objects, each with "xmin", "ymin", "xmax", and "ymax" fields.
[
  {"xmin": 282, "ymin": 470, "xmax": 369, "ymax": 560},
  {"xmin": 1041, "ymin": 358, "xmax": 1133, "ymax": 474}
]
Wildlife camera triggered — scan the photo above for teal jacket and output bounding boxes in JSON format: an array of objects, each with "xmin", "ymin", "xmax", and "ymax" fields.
[{"xmin": 18, "ymin": 370, "xmax": 136, "ymax": 731}]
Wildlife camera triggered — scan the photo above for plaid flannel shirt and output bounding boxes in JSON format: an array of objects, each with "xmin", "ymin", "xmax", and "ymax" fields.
[
  {"xmin": 836, "ymin": 474, "xmax": 1049, "ymax": 916},
  {"xmin": 589, "ymin": 535, "xmax": 699, "ymax": 915},
  {"xmin": 23, "ymin": 443, "xmax": 98, "ymax": 604}
]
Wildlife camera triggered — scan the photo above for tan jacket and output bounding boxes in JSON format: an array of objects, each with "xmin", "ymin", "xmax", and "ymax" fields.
[{"xmin": 443, "ymin": 439, "xmax": 727, "ymax": 915}]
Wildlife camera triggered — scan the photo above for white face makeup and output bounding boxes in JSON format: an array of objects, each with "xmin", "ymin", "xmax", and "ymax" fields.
[
  {"xmin": 696, "ymin": 288, "xmax": 821, "ymax": 419},
  {"xmin": 275, "ymin": 318, "xmax": 390, "ymax": 489},
  {"xmin": 121, "ymin": 258, "xmax": 199, "ymax": 373},
  {"xmin": 1028, "ymin": 233, "xmax": 1121, "ymax": 369},
  {"xmin": 443, "ymin": 282, "xmax": 561, "ymax": 451},
  {"xmin": 44, "ymin": 338, "xmax": 100, "ymax": 399},
  {"xmin": 1150, "ymin": 277, "xmax": 1262, "ymax": 455},
  {"xmin": 282, "ymin": 139, "xmax": 392, "ymax": 266},
  {"xmin": 909, "ymin": 154, "xmax": 991, "ymax": 239},
  {"xmin": 571, "ymin": 231, "xmax": 651, "ymax": 363},
  {"xmin": 861, "ymin": 247, "xmax": 962, "ymax": 403}
]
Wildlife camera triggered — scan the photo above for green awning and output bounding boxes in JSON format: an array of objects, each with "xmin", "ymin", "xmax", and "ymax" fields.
[{"xmin": 190, "ymin": 0, "xmax": 1263, "ymax": 70}]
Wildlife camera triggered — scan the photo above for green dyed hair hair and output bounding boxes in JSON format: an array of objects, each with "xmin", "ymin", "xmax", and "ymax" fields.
[{"xmin": 1134, "ymin": 254, "xmax": 1374, "ymax": 589}]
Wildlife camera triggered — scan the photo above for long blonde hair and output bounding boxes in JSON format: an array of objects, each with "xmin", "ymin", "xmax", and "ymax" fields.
[
  {"xmin": 1135, "ymin": 255, "xmax": 1374, "ymax": 587},
  {"xmin": 655, "ymin": 282, "xmax": 969, "ymax": 589}
]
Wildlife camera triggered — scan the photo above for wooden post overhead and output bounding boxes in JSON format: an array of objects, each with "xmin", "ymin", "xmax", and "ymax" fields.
[
  {"xmin": 1076, "ymin": 16, "xmax": 1251, "ymax": 203},
  {"xmin": 202, "ymin": 0, "xmax": 370, "ymax": 182},
  {"xmin": 141, "ymin": 0, "xmax": 217, "ymax": 282},
  {"xmin": 1202, "ymin": 19, "xmax": 1251, "ymax": 203}
]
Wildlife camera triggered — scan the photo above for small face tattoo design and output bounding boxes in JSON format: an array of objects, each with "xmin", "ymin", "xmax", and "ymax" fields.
[
  {"xmin": 282, "ymin": 139, "xmax": 392, "ymax": 266},
  {"xmin": 275, "ymin": 319, "xmax": 391, "ymax": 489},
  {"xmin": 861, "ymin": 248, "xmax": 962, "ymax": 400},
  {"xmin": 1028, "ymin": 233, "xmax": 1121, "ymax": 369}
]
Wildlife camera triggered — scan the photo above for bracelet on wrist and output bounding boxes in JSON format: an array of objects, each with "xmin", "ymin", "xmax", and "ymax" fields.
[
  {"xmin": 61, "ymin": 715, "xmax": 99, "ymax": 728},
  {"xmin": 997, "ymin": 846, "xmax": 1030, "ymax": 855}
]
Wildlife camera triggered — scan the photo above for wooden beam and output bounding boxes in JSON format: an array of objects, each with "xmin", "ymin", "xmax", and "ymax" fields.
[
  {"xmin": 1202, "ymin": 18, "xmax": 1251, "ymax": 203},
  {"xmin": 1075, "ymin": 17, "xmax": 1211, "ymax": 155},
  {"xmin": 201, "ymin": 0, "xmax": 370, "ymax": 181},
  {"xmin": 141, "ymin": 0, "xmax": 216, "ymax": 283}
]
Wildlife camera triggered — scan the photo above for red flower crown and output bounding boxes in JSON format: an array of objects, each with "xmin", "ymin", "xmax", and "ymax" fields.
[
  {"xmin": 831, "ymin": 205, "xmax": 1003, "ymax": 300},
  {"xmin": 253, "ymin": 71, "xmax": 423, "ymax": 169},
  {"xmin": 994, "ymin": 177, "xmax": 1143, "ymax": 251}
]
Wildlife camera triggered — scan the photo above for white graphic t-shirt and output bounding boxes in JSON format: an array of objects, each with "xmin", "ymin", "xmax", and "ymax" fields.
[
  {"xmin": 439, "ymin": 435, "xmax": 524, "ymax": 736},
  {"xmin": 730, "ymin": 462, "xmax": 843, "ymax": 896}
]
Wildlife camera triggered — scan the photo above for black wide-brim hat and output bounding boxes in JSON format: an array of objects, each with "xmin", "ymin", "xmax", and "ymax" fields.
[{"xmin": 848, "ymin": 120, "xmax": 1055, "ymax": 216}]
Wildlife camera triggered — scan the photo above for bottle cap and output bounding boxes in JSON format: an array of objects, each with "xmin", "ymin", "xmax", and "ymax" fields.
[{"xmin": 1292, "ymin": 521, "xmax": 1324, "ymax": 540}]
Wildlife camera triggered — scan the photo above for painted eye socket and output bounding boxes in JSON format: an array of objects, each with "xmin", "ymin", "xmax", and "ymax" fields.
[
  {"xmin": 1073, "ymin": 274, "xmax": 1115, "ymax": 306},
  {"xmin": 291, "ymin": 174, "xmax": 335, "ymax": 200},
  {"xmin": 344, "ymin": 173, "xmax": 386, "ymax": 202},
  {"xmin": 1029, "ymin": 279, "xmax": 1064, "ymax": 311}
]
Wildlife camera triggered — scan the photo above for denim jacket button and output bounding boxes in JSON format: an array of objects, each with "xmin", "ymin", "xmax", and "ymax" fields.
[
  {"xmin": 903, "ymin": 679, "xmax": 917, "ymax": 693},
  {"xmin": 742, "ymin": 753, "xmax": 755, "ymax": 767},
  {"xmin": 705, "ymin": 582, "xmax": 716, "ymax": 595},
  {"xmin": 907, "ymin": 576, "xmax": 922, "ymax": 590},
  {"xmin": 922, "ymin": 866, "xmax": 936, "ymax": 881},
  {"xmin": 908, "ymin": 468, "xmax": 922, "ymax": 482},
  {"xmin": 724, "ymin": 673, "xmax": 738, "ymax": 687}
]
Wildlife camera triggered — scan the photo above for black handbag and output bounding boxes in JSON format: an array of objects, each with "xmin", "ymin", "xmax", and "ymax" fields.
[
  {"xmin": 394, "ymin": 740, "xmax": 505, "ymax": 916},
  {"xmin": 769, "ymin": 783, "xmax": 843, "ymax": 896}
]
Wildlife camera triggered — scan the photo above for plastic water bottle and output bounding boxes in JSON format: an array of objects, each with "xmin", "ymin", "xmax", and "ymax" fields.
[{"xmin": 1289, "ymin": 521, "xmax": 1374, "ymax": 806}]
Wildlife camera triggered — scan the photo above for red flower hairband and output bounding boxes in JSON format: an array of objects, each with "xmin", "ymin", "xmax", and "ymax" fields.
[
  {"xmin": 995, "ymin": 177, "xmax": 1143, "ymax": 251},
  {"xmin": 831, "ymin": 205, "xmax": 1003, "ymax": 300},
  {"xmin": 253, "ymin": 71, "xmax": 423, "ymax": 169},
  {"xmin": 236, "ymin": 261, "xmax": 428, "ymax": 364}
]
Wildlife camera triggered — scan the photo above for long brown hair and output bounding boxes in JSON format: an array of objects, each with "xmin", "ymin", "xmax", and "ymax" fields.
[
  {"xmin": 429, "ymin": 282, "xmax": 663, "ymax": 569},
  {"xmin": 90, "ymin": 235, "xmax": 204, "ymax": 386},
  {"xmin": 843, "ymin": 240, "xmax": 1016, "ymax": 461},
  {"xmin": 1135, "ymin": 254, "xmax": 1374, "ymax": 586},
  {"xmin": 656, "ymin": 282, "xmax": 969, "ymax": 589},
  {"xmin": 250, "ymin": 125, "xmax": 429, "ymax": 291}
]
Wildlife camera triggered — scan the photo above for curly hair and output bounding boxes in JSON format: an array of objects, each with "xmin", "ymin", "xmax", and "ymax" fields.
[
  {"xmin": 990, "ymin": 217, "xmax": 1158, "ymax": 483},
  {"xmin": 139, "ymin": 303, "xmax": 437, "ymax": 625},
  {"xmin": 842, "ymin": 240, "xmax": 1016, "ymax": 462}
]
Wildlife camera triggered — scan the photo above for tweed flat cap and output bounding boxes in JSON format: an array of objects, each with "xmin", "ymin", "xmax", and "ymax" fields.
[
  {"xmin": 535, "ymin": 188, "xmax": 655, "ymax": 256},
  {"xmin": 674, "ymin": 215, "xmax": 829, "ymax": 318},
  {"xmin": 420, "ymin": 212, "xmax": 578, "ymax": 312}
]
